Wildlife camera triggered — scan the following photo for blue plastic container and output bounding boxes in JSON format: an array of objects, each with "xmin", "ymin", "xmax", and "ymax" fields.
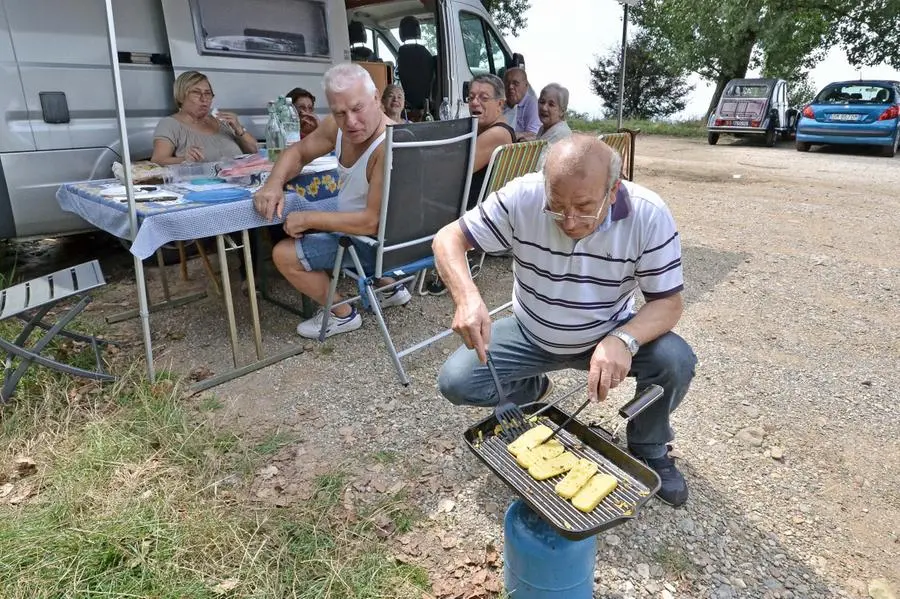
[{"xmin": 503, "ymin": 500, "xmax": 597, "ymax": 599}]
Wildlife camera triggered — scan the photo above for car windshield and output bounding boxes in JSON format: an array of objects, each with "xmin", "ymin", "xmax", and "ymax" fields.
[
  {"xmin": 724, "ymin": 84, "xmax": 769, "ymax": 99},
  {"xmin": 815, "ymin": 84, "xmax": 894, "ymax": 104}
]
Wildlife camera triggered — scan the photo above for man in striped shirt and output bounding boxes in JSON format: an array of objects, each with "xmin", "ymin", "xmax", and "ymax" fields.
[{"xmin": 433, "ymin": 134, "xmax": 697, "ymax": 507}]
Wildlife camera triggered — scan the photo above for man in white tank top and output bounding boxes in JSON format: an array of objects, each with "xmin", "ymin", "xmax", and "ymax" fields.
[{"xmin": 254, "ymin": 64, "xmax": 411, "ymax": 338}]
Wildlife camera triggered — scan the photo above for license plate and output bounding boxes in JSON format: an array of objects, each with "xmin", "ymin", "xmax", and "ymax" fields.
[
  {"xmin": 831, "ymin": 113, "xmax": 861, "ymax": 121},
  {"xmin": 732, "ymin": 120, "xmax": 749, "ymax": 127}
]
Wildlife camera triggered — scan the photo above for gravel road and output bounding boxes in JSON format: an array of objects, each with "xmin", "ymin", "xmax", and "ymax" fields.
[{"xmin": 6, "ymin": 134, "xmax": 897, "ymax": 599}]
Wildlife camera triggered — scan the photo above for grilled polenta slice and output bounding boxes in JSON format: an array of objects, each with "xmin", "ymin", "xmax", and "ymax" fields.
[
  {"xmin": 515, "ymin": 439, "xmax": 565, "ymax": 469},
  {"xmin": 527, "ymin": 451, "xmax": 578, "ymax": 481},
  {"xmin": 571, "ymin": 473, "xmax": 618, "ymax": 513},
  {"xmin": 506, "ymin": 425, "xmax": 554, "ymax": 457},
  {"xmin": 554, "ymin": 458, "xmax": 599, "ymax": 499}
]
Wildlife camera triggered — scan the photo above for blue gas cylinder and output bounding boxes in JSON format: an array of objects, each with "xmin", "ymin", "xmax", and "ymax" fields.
[{"xmin": 503, "ymin": 500, "xmax": 597, "ymax": 598}]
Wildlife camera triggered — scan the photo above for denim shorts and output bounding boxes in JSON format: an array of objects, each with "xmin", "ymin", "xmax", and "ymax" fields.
[{"xmin": 295, "ymin": 232, "xmax": 377, "ymax": 273}]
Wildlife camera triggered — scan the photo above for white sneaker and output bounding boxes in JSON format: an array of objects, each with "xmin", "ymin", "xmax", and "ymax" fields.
[
  {"xmin": 378, "ymin": 284, "xmax": 412, "ymax": 308},
  {"xmin": 296, "ymin": 308, "xmax": 362, "ymax": 339}
]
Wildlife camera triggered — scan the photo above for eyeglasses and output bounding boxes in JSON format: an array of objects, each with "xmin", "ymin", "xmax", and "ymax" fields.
[
  {"xmin": 467, "ymin": 93, "xmax": 499, "ymax": 103},
  {"xmin": 188, "ymin": 90, "xmax": 215, "ymax": 100},
  {"xmin": 543, "ymin": 189, "xmax": 614, "ymax": 223}
]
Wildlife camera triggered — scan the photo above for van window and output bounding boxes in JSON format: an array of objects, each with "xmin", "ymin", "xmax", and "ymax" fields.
[
  {"xmin": 459, "ymin": 12, "xmax": 508, "ymax": 76},
  {"xmin": 190, "ymin": 0, "xmax": 330, "ymax": 60},
  {"xmin": 390, "ymin": 22, "xmax": 438, "ymax": 55}
]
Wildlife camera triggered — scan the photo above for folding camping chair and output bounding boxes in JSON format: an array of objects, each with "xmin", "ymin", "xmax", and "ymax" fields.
[
  {"xmin": 598, "ymin": 128, "xmax": 640, "ymax": 182},
  {"xmin": 1, "ymin": 260, "xmax": 115, "ymax": 402},
  {"xmin": 319, "ymin": 117, "xmax": 479, "ymax": 385},
  {"xmin": 463, "ymin": 139, "xmax": 548, "ymax": 282}
]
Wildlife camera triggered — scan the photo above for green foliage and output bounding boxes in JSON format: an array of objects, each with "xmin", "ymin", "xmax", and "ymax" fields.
[
  {"xmin": 589, "ymin": 31, "xmax": 694, "ymax": 120},
  {"xmin": 631, "ymin": 0, "xmax": 899, "ymax": 116},
  {"xmin": 481, "ymin": 0, "xmax": 530, "ymax": 36}
]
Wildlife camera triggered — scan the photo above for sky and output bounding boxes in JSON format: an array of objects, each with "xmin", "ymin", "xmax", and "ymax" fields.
[{"xmin": 507, "ymin": 0, "xmax": 900, "ymax": 120}]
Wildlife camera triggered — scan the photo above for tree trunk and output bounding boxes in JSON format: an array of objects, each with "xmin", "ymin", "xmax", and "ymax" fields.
[{"xmin": 706, "ymin": 33, "xmax": 758, "ymax": 119}]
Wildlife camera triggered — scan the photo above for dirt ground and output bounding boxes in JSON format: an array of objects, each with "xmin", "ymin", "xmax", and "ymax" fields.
[{"xmin": 5, "ymin": 135, "xmax": 899, "ymax": 598}]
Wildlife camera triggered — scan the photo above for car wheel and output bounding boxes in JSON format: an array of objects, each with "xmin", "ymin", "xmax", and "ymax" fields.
[
  {"xmin": 796, "ymin": 141, "xmax": 811, "ymax": 152},
  {"xmin": 765, "ymin": 128, "xmax": 776, "ymax": 147},
  {"xmin": 882, "ymin": 132, "xmax": 898, "ymax": 158},
  {"xmin": 707, "ymin": 132, "xmax": 719, "ymax": 145}
]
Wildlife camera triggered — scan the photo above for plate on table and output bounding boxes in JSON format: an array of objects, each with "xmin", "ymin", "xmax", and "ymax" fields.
[{"xmin": 184, "ymin": 187, "xmax": 251, "ymax": 204}]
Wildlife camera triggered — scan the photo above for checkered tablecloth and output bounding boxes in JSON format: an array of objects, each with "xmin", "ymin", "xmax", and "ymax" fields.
[{"xmin": 56, "ymin": 162, "xmax": 341, "ymax": 260}]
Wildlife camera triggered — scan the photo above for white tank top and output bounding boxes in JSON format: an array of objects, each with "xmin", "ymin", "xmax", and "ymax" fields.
[{"xmin": 335, "ymin": 128, "xmax": 386, "ymax": 212}]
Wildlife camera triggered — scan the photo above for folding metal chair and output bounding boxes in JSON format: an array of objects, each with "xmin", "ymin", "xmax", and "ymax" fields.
[
  {"xmin": 1, "ymin": 260, "xmax": 115, "ymax": 402},
  {"xmin": 465, "ymin": 139, "xmax": 548, "ymax": 281},
  {"xmin": 318, "ymin": 118, "xmax": 479, "ymax": 385},
  {"xmin": 598, "ymin": 128, "xmax": 640, "ymax": 182}
]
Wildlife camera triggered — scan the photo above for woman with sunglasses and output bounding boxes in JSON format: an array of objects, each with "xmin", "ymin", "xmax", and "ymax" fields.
[{"xmin": 151, "ymin": 71, "xmax": 258, "ymax": 166}]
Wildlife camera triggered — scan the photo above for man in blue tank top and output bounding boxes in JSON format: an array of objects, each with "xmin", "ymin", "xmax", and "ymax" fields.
[{"xmin": 254, "ymin": 64, "xmax": 412, "ymax": 339}]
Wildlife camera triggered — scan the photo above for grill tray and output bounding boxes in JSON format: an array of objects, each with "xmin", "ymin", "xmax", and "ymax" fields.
[{"xmin": 464, "ymin": 403, "xmax": 661, "ymax": 541}]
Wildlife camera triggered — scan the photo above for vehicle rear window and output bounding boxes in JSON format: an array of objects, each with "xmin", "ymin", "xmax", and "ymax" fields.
[
  {"xmin": 815, "ymin": 84, "xmax": 895, "ymax": 104},
  {"xmin": 724, "ymin": 84, "xmax": 769, "ymax": 99},
  {"xmin": 189, "ymin": 0, "xmax": 330, "ymax": 60}
]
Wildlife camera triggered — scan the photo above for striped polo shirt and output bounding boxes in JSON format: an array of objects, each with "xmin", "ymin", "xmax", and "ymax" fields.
[{"xmin": 460, "ymin": 172, "xmax": 684, "ymax": 354}]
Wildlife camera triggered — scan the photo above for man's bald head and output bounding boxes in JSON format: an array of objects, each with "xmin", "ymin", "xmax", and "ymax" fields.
[{"xmin": 544, "ymin": 134, "xmax": 622, "ymax": 193}]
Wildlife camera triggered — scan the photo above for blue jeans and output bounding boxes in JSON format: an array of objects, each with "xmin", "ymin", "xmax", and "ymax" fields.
[{"xmin": 437, "ymin": 316, "xmax": 698, "ymax": 459}]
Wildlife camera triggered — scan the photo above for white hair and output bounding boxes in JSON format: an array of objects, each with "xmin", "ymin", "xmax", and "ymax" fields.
[
  {"xmin": 540, "ymin": 83, "xmax": 570, "ymax": 114},
  {"xmin": 323, "ymin": 63, "xmax": 377, "ymax": 95}
]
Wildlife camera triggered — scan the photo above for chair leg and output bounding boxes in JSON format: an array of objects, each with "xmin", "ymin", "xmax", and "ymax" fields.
[
  {"xmin": 195, "ymin": 240, "xmax": 221, "ymax": 296},
  {"xmin": 318, "ymin": 242, "xmax": 346, "ymax": 342},
  {"xmin": 1, "ymin": 295, "xmax": 100, "ymax": 401},
  {"xmin": 470, "ymin": 251, "xmax": 486, "ymax": 279},
  {"xmin": 363, "ymin": 279, "xmax": 409, "ymax": 386}
]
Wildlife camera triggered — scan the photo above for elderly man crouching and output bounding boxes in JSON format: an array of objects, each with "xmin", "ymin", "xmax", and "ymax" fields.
[{"xmin": 432, "ymin": 134, "xmax": 697, "ymax": 507}]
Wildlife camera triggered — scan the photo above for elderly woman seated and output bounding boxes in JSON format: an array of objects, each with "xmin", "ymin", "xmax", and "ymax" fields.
[
  {"xmin": 536, "ymin": 83, "xmax": 573, "ymax": 145},
  {"xmin": 151, "ymin": 70, "xmax": 258, "ymax": 165},
  {"xmin": 381, "ymin": 84, "xmax": 409, "ymax": 123}
]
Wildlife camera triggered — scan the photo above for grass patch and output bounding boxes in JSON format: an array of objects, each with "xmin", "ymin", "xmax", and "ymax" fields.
[
  {"xmin": 0, "ymin": 365, "xmax": 429, "ymax": 598},
  {"xmin": 569, "ymin": 116, "xmax": 707, "ymax": 138},
  {"xmin": 654, "ymin": 546, "xmax": 695, "ymax": 576},
  {"xmin": 252, "ymin": 430, "xmax": 295, "ymax": 457},
  {"xmin": 372, "ymin": 450, "xmax": 398, "ymax": 464}
]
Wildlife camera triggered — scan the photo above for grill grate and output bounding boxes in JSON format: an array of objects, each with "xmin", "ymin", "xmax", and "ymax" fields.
[{"xmin": 465, "ymin": 406, "xmax": 660, "ymax": 540}]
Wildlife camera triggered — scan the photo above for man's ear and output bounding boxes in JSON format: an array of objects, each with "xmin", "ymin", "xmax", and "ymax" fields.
[{"xmin": 608, "ymin": 179, "xmax": 622, "ymax": 203}]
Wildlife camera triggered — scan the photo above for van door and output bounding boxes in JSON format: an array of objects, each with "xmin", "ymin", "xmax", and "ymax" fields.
[
  {"xmin": 443, "ymin": 0, "xmax": 512, "ymax": 119},
  {"xmin": 159, "ymin": 0, "xmax": 348, "ymax": 129}
]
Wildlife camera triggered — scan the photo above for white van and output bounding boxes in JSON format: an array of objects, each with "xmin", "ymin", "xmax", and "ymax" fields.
[{"xmin": 0, "ymin": 0, "xmax": 522, "ymax": 241}]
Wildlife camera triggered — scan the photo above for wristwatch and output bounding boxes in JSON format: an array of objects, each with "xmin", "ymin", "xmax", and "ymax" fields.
[{"xmin": 608, "ymin": 329, "xmax": 640, "ymax": 356}]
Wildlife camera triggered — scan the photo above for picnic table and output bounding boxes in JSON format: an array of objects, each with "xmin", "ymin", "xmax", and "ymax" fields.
[{"xmin": 55, "ymin": 156, "xmax": 341, "ymax": 391}]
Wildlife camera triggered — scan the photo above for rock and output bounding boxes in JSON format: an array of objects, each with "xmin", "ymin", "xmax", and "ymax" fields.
[
  {"xmin": 732, "ymin": 577, "xmax": 747, "ymax": 590},
  {"xmin": 770, "ymin": 446, "xmax": 785, "ymax": 460},
  {"xmin": 678, "ymin": 517, "xmax": 696, "ymax": 533},
  {"xmin": 737, "ymin": 426, "xmax": 766, "ymax": 447},
  {"xmin": 869, "ymin": 579, "xmax": 898, "ymax": 599},
  {"xmin": 742, "ymin": 405, "xmax": 761, "ymax": 419},
  {"xmin": 605, "ymin": 533, "xmax": 621, "ymax": 547},
  {"xmin": 715, "ymin": 585, "xmax": 735, "ymax": 598},
  {"xmin": 847, "ymin": 579, "xmax": 868, "ymax": 596},
  {"xmin": 644, "ymin": 582, "xmax": 661, "ymax": 593},
  {"xmin": 437, "ymin": 498, "xmax": 456, "ymax": 513},
  {"xmin": 661, "ymin": 590, "xmax": 675, "ymax": 599},
  {"xmin": 636, "ymin": 563, "xmax": 650, "ymax": 579}
]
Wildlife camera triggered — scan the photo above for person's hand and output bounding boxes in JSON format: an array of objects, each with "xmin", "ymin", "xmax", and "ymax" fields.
[
  {"xmin": 451, "ymin": 292, "xmax": 491, "ymax": 364},
  {"xmin": 300, "ymin": 114, "xmax": 319, "ymax": 136},
  {"xmin": 587, "ymin": 336, "xmax": 632, "ymax": 402},
  {"xmin": 283, "ymin": 211, "xmax": 311, "ymax": 238},
  {"xmin": 216, "ymin": 111, "xmax": 244, "ymax": 135},
  {"xmin": 253, "ymin": 183, "xmax": 284, "ymax": 221},
  {"xmin": 185, "ymin": 146, "xmax": 205, "ymax": 163}
]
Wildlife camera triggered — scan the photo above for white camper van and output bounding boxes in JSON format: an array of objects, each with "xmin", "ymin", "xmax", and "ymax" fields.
[{"xmin": 0, "ymin": 0, "xmax": 522, "ymax": 241}]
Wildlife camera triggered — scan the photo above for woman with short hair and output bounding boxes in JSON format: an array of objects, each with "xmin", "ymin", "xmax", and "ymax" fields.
[
  {"xmin": 536, "ymin": 83, "xmax": 573, "ymax": 146},
  {"xmin": 151, "ymin": 70, "xmax": 257, "ymax": 165}
]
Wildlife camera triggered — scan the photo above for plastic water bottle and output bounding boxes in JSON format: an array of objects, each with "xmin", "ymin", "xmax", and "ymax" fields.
[
  {"xmin": 279, "ymin": 96, "xmax": 302, "ymax": 148},
  {"xmin": 439, "ymin": 97, "xmax": 451, "ymax": 120},
  {"xmin": 265, "ymin": 101, "xmax": 285, "ymax": 163}
]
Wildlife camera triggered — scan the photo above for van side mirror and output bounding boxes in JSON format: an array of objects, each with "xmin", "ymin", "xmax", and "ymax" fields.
[
  {"xmin": 511, "ymin": 53, "xmax": 525, "ymax": 68},
  {"xmin": 462, "ymin": 81, "xmax": 470, "ymax": 100}
]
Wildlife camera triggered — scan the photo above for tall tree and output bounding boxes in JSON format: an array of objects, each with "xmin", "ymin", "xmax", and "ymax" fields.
[
  {"xmin": 481, "ymin": 0, "xmax": 530, "ymax": 36},
  {"xmin": 630, "ymin": 0, "xmax": 900, "ymax": 117},
  {"xmin": 589, "ymin": 31, "xmax": 694, "ymax": 120}
]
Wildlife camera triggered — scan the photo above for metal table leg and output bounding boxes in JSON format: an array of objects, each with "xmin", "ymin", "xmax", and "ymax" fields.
[
  {"xmin": 216, "ymin": 234, "xmax": 240, "ymax": 367},
  {"xmin": 242, "ymin": 229, "xmax": 263, "ymax": 360}
]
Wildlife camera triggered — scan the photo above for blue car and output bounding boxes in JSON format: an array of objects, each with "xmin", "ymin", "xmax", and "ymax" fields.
[{"xmin": 796, "ymin": 80, "xmax": 900, "ymax": 157}]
